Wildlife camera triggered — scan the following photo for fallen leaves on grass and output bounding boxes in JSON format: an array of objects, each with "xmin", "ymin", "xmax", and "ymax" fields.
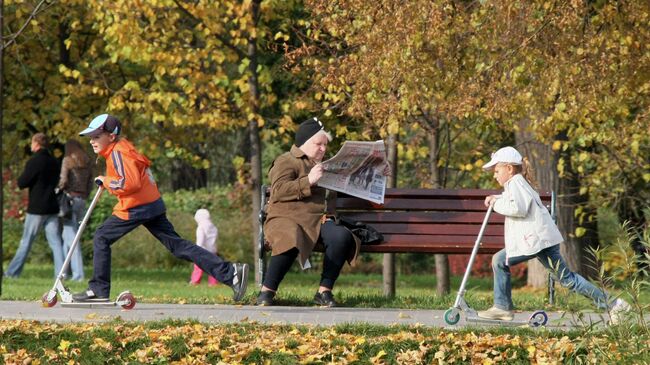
[{"xmin": 0, "ymin": 320, "xmax": 647, "ymax": 364}]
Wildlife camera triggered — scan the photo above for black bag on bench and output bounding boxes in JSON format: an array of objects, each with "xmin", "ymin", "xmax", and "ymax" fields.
[{"xmin": 336, "ymin": 216, "xmax": 383, "ymax": 245}]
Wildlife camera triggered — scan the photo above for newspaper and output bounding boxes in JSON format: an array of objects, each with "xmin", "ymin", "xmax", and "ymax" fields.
[{"xmin": 317, "ymin": 140, "xmax": 387, "ymax": 204}]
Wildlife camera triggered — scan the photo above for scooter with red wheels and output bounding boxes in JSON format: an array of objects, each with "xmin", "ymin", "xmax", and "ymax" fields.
[
  {"xmin": 443, "ymin": 204, "xmax": 548, "ymax": 327},
  {"xmin": 42, "ymin": 181, "xmax": 136, "ymax": 310}
]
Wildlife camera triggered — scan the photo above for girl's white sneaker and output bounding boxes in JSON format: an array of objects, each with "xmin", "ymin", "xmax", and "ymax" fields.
[
  {"xmin": 477, "ymin": 306, "xmax": 514, "ymax": 321},
  {"xmin": 609, "ymin": 298, "xmax": 631, "ymax": 325}
]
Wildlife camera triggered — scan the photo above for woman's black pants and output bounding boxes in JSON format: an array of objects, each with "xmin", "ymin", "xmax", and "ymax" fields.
[{"xmin": 262, "ymin": 220, "xmax": 354, "ymax": 291}]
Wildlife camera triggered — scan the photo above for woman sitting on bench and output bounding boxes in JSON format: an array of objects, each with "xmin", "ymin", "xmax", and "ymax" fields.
[{"xmin": 256, "ymin": 117, "xmax": 360, "ymax": 307}]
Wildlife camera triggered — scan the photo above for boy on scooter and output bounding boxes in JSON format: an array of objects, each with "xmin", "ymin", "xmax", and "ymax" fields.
[{"xmin": 73, "ymin": 114, "xmax": 248, "ymax": 303}]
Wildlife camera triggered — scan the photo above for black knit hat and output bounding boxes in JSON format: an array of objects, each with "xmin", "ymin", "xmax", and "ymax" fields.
[{"xmin": 294, "ymin": 117, "xmax": 324, "ymax": 147}]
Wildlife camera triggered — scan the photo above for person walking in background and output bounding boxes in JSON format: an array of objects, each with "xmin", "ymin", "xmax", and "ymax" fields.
[
  {"xmin": 477, "ymin": 146, "xmax": 631, "ymax": 325},
  {"xmin": 72, "ymin": 114, "xmax": 248, "ymax": 303},
  {"xmin": 5, "ymin": 133, "xmax": 65, "ymax": 278},
  {"xmin": 57, "ymin": 139, "xmax": 94, "ymax": 281},
  {"xmin": 189, "ymin": 209, "xmax": 219, "ymax": 286}
]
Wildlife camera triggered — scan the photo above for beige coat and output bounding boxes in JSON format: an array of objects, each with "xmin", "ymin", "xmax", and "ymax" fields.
[{"xmin": 264, "ymin": 146, "xmax": 360, "ymax": 267}]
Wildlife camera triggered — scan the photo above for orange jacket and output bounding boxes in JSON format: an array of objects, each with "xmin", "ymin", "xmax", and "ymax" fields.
[{"xmin": 101, "ymin": 138, "xmax": 164, "ymax": 220}]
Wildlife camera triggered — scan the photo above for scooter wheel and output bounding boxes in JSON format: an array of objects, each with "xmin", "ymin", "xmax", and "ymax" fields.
[
  {"xmin": 118, "ymin": 292, "xmax": 136, "ymax": 310},
  {"xmin": 528, "ymin": 310, "xmax": 548, "ymax": 327},
  {"xmin": 444, "ymin": 308, "xmax": 461, "ymax": 325},
  {"xmin": 41, "ymin": 292, "xmax": 57, "ymax": 308}
]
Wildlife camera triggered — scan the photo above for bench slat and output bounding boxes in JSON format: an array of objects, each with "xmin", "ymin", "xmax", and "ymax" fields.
[
  {"xmin": 337, "ymin": 197, "xmax": 552, "ymax": 212},
  {"xmin": 358, "ymin": 243, "xmax": 502, "ymax": 254},
  {"xmin": 338, "ymin": 188, "xmax": 552, "ymax": 199},
  {"xmin": 263, "ymin": 187, "xmax": 551, "ymax": 200},
  {"xmin": 337, "ymin": 198, "xmax": 495, "ymax": 211},
  {"xmin": 377, "ymin": 233, "xmax": 503, "ymax": 245},
  {"xmin": 339, "ymin": 211, "xmax": 506, "ymax": 224},
  {"xmin": 369, "ymin": 223, "xmax": 503, "ymax": 236}
]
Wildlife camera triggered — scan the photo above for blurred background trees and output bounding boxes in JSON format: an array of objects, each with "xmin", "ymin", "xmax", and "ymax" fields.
[{"xmin": 2, "ymin": 0, "xmax": 648, "ymax": 292}]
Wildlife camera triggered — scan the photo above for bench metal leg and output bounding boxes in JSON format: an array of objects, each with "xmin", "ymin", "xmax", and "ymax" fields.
[
  {"xmin": 258, "ymin": 185, "xmax": 267, "ymax": 287},
  {"xmin": 547, "ymin": 273, "xmax": 555, "ymax": 305}
]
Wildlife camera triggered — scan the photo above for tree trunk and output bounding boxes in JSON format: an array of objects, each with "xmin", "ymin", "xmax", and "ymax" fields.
[
  {"xmin": 1, "ymin": 0, "xmax": 5, "ymax": 296},
  {"xmin": 382, "ymin": 132, "xmax": 397, "ymax": 297},
  {"xmin": 556, "ymin": 144, "xmax": 599, "ymax": 279},
  {"xmin": 171, "ymin": 160, "xmax": 207, "ymax": 190},
  {"xmin": 248, "ymin": 0, "xmax": 263, "ymax": 283},
  {"xmin": 428, "ymin": 123, "xmax": 450, "ymax": 295}
]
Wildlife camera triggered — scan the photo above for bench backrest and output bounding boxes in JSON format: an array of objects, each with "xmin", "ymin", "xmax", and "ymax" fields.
[{"xmin": 261, "ymin": 186, "xmax": 554, "ymax": 255}]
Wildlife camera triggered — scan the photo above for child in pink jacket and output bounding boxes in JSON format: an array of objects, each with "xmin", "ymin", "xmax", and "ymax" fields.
[{"xmin": 189, "ymin": 209, "xmax": 219, "ymax": 286}]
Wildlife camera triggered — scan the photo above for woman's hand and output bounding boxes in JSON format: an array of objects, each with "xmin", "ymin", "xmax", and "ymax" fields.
[
  {"xmin": 381, "ymin": 162, "xmax": 392, "ymax": 177},
  {"xmin": 484, "ymin": 195, "xmax": 497, "ymax": 207},
  {"xmin": 308, "ymin": 163, "xmax": 324, "ymax": 185}
]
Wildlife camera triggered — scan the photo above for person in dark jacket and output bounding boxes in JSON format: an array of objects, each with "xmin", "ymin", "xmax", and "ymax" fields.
[{"xmin": 5, "ymin": 133, "xmax": 65, "ymax": 278}]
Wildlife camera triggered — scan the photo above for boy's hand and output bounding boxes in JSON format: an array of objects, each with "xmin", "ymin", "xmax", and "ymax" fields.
[{"xmin": 484, "ymin": 195, "xmax": 497, "ymax": 207}]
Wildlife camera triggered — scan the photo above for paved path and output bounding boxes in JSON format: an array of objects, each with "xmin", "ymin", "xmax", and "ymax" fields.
[{"xmin": 0, "ymin": 300, "xmax": 609, "ymax": 329}]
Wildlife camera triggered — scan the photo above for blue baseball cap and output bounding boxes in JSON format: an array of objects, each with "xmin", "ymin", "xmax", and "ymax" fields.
[{"xmin": 79, "ymin": 114, "xmax": 121, "ymax": 137}]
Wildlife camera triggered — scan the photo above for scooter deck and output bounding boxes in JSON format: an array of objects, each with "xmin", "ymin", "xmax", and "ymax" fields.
[
  {"xmin": 465, "ymin": 316, "xmax": 535, "ymax": 326},
  {"xmin": 46, "ymin": 290, "xmax": 136, "ymax": 310},
  {"xmin": 60, "ymin": 301, "xmax": 122, "ymax": 308}
]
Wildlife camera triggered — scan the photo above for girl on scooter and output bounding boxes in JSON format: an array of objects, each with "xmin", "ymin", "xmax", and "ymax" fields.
[{"xmin": 478, "ymin": 146, "xmax": 630, "ymax": 325}]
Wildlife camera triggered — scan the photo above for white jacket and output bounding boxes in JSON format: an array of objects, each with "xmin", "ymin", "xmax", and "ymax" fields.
[
  {"xmin": 493, "ymin": 174, "xmax": 563, "ymax": 260},
  {"xmin": 194, "ymin": 209, "xmax": 218, "ymax": 254}
]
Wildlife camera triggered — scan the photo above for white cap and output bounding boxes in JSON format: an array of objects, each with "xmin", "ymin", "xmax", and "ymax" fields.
[{"xmin": 482, "ymin": 146, "xmax": 523, "ymax": 170}]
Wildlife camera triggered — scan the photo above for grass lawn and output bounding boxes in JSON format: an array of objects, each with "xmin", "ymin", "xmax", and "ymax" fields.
[
  {"xmin": 2, "ymin": 264, "xmax": 649, "ymax": 364},
  {"xmin": 3, "ymin": 263, "xmax": 640, "ymax": 314}
]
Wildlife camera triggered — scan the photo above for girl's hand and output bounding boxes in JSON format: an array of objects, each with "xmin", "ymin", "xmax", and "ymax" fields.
[
  {"xmin": 484, "ymin": 195, "xmax": 497, "ymax": 207},
  {"xmin": 308, "ymin": 163, "xmax": 324, "ymax": 185}
]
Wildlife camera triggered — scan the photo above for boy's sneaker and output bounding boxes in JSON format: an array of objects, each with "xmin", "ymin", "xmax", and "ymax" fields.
[
  {"xmin": 314, "ymin": 291, "xmax": 337, "ymax": 307},
  {"xmin": 477, "ymin": 306, "xmax": 514, "ymax": 321},
  {"xmin": 609, "ymin": 298, "xmax": 632, "ymax": 325},
  {"xmin": 256, "ymin": 290, "xmax": 276, "ymax": 306},
  {"xmin": 72, "ymin": 289, "xmax": 109, "ymax": 302},
  {"xmin": 230, "ymin": 263, "xmax": 249, "ymax": 302}
]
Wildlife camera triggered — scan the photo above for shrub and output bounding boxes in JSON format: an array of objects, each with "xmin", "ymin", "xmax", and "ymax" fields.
[{"xmin": 2, "ymin": 169, "xmax": 28, "ymax": 219}]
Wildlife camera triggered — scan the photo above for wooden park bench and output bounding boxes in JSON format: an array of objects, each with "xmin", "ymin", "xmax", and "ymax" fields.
[{"xmin": 257, "ymin": 186, "xmax": 556, "ymax": 299}]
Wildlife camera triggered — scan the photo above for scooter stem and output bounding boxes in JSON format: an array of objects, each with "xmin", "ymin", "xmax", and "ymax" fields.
[{"xmin": 453, "ymin": 204, "xmax": 494, "ymax": 308}]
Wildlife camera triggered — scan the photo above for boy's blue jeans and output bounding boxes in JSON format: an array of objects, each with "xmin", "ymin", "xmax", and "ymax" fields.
[
  {"xmin": 61, "ymin": 197, "xmax": 87, "ymax": 281},
  {"xmin": 88, "ymin": 213, "xmax": 236, "ymax": 297},
  {"xmin": 5, "ymin": 213, "xmax": 64, "ymax": 278},
  {"xmin": 492, "ymin": 245, "xmax": 609, "ymax": 311}
]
